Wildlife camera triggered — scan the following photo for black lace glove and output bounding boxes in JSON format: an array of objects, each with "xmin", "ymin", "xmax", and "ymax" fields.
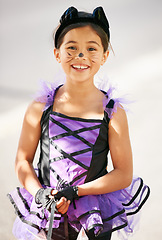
[
  {"xmin": 35, "ymin": 186, "xmax": 79, "ymax": 212},
  {"xmin": 55, "ymin": 185, "xmax": 79, "ymax": 202},
  {"xmin": 35, "ymin": 188, "xmax": 54, "ymax": 211}
]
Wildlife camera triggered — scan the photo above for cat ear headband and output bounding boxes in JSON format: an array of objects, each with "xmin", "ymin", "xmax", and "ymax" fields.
[{"xmin": 54, "ymin": 6, "xmax": 110, "ymax": 48}]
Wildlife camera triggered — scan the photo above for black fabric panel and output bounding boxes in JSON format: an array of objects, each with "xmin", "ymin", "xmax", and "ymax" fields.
[
  {"xmin": 38, "ymin": 106, "xmax": 53, "ymax": 186},
  {"xmin": 85, "ymin": 111, "xmax": 110, "ymax": 183},
  {"xmin": 38, "ymin": 86, "xmax": 62, "ymax": 186},
  {"xmin": 85, "ymin": 99, "xmax": 115, "ymax": 183}
]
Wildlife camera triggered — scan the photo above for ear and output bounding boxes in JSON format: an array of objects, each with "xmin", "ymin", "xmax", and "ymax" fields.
[
  {"xmin": 54, "ymin": 48, "xmax": 61, "ymax": 63},
  {"xmin": 101, "ymin": 50, "xmax": 109, "ymax": 65},
  {"xmin": 60, "ymin": 6, "xmax": 78, "ymax": 24}
]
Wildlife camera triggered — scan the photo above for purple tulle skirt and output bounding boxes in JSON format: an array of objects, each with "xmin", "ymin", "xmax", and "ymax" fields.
[{"xmin": 7, "ymin": 177, "xmax": 150, "ymax": 240}]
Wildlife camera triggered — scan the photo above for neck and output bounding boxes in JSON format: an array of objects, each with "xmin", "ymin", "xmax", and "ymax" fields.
[{"xmin": 63, "ymin": 78, "xmax": 97, "ymax": 100}]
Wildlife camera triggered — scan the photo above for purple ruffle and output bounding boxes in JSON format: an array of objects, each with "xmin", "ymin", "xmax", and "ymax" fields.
[
  {"xmin": 7, "ymin": 177, "xmax": 150, "ymax": 240},
  {"xmin": 67, "ymin": 177, "xmax": 149, "ymax": 239},
  {"xmin": 7, "ymin": 187, "xmax": 61, "ymax": 239}
]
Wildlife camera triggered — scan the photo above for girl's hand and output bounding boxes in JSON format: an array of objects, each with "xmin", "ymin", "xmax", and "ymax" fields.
[
  {"xmin": 56, "ymin": 197, "xmax": 71, "ymax": 214},
  {"xmin": 51, "ymin": 189, "xmax": 70, "ymax": 214}
]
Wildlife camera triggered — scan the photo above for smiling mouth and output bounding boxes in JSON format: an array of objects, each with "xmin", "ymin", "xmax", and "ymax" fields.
[{"xmin": 72, "ymin": 64, "xmax": 89, "ymax": 70}]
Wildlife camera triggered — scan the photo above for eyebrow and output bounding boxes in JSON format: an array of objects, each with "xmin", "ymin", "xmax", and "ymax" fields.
[
  {"xmin": 65, "ymin": 40, "xmax": 100, "ymax": 46},
  {"xmin": 87, "ymin": 41, "xmax": 100, "ymax": 46},
  {"xmin": 65, "ymin": 41, "xmax": 77, "ymax": 45}
]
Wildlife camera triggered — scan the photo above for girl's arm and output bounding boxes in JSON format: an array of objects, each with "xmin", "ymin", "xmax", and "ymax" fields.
[
  {"xmin": 78, "ymin": 106, "xmax": 133, "ymax": 196},
  {"xmin": 15, "ymin": 101, "xmax": 44, "ymax": 197},
  {"xmin": 16, "ymin": 101, "xmax": 70, "ymax": 214}
]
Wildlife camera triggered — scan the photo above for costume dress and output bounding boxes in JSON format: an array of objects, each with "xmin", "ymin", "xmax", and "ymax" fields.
[{"xmin": 7, "ymin": 82, "xmax": 150, "ymax": 240}]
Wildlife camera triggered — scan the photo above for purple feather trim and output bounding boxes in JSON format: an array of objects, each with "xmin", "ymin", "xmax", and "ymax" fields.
[
  {"xmin": 103, "ymin": 86, "xmax": 130, "ymax": 119},
  {"xmin": 34, "ymin": 80, "xmax": 57, "ymax": 111},
  {"xmin": 34, "ymin": 71, "xmax": 66, "ymax": 111},
  {"xmin": 34, "ymin": 76, "xmax": 131, "ymax": 117}
]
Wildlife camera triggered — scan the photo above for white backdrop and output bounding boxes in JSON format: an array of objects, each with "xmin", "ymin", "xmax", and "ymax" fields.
[{"xmin": 0, "ymin": 0, "xmax": 162, "ymax": 239}]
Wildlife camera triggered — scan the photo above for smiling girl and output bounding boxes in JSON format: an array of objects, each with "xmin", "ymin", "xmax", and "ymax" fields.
[{"xmin": 8, "ymin": 6, "xmax": 150, "ymax": 240}]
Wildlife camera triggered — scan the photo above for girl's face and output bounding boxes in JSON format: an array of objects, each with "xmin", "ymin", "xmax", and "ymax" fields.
[{"xmin": 54, "ymin": 26, "xmax": 109, "ymax": 84}]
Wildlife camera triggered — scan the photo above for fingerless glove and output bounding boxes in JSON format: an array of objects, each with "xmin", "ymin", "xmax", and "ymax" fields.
[
  {"xmin": 35, "ymin": 188, "xmax": 54, "ymax": 211},
  {"xmin": 35, "ymin": 185, "xmax": 79, "ymax": 211},
  {"xmin": 55, "ymin": 185, "xmax": 79, "ymax": 202}
]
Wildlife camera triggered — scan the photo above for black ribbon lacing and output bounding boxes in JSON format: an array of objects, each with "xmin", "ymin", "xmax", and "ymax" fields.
[
  {"xmin": 47, "ymin": 201, "xmax": 57, "ymax": 240},
  {"xmin": 46, "ymin": 180, "xmax": 71, "ymax": 240}
]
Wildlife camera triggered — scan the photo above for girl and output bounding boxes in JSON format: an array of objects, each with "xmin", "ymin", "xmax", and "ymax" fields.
[{"xmin": 8, "ymin": 6, "xmax": 150, "ymax": 240}]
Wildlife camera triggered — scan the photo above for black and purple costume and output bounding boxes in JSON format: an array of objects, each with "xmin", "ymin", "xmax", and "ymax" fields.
[{"xmin": 8, "ymin": 82, "xmax": 150, "ymax": 240}]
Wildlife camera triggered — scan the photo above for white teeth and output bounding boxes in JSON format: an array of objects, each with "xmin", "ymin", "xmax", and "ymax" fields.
[
  {"xmin": 72, "ymin": 65, "xmax": 88, "ymax": 69},
  {"xmin": 81, "ymin": 66, "xmax": 88, "ymax": 69}
]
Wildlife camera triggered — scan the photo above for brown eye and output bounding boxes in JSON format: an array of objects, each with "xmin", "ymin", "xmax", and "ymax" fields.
[
  {"xmin": 88, "ymin": 47, "xmax": 96, "ymax": 51},
  {"xmin": 68, "ymin": 46, "xmax": 77, "ymax": 50}
]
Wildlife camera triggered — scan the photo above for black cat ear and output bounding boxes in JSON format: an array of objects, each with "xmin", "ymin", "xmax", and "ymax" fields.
[
  {"xmin": 60, "ymin": 6, "xmax": 78, "ymax": 24},
  {"xmin": 93, "ymin": 6, "xmax": 109, "ymax": 28},
  {"xmin": 55, "ymin": 6, "xmax": 110, "ymax": 48}
]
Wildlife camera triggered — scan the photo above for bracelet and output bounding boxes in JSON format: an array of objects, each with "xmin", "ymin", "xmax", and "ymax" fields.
[{"xmin": 73, "ymin": 185, "xmax": 79, "ymax": 199}]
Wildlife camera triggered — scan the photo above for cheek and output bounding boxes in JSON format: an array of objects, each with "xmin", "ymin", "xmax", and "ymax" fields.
[
  {"xmin": 61, "ymin": 50, "xmax": 73, "ymax": 63},
  {"xmin": 90, "ymin": 52, "xmax": 103, "ymax": 63}
]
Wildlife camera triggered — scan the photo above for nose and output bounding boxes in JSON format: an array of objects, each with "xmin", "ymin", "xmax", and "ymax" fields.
[
  {"xmin": 75, "ymin": 52, "xmax": 86, "ymax": 60},
  {"xmin": 75, "ymin": 52, "xmax": 85, "ymax": 59},
  {"xmin": 78, "ymin": 53, "xmax": 84, "ymax": 58}
]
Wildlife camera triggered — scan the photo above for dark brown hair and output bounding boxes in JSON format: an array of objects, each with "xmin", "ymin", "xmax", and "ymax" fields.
[{"xmin": 53, "ymin": 22, "xmax": 109, "ymax": 53}]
